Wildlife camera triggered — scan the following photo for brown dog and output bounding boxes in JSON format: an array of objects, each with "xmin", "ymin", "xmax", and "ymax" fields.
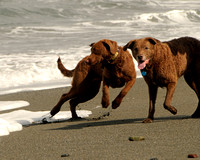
[
  {"xmin": 50, "ymin": 39, "xmax": 136, "ymax": 119},
  {"xmin": 87, "ymin": 39, "xmax": 136, "ymax": 109},
  {"xmin": 123, "ymin": 37, "xmax": 200, "ymax": 123},
  {"xmin": 50, "ymin": 56, "xmax": 102, "ymax": 119}
]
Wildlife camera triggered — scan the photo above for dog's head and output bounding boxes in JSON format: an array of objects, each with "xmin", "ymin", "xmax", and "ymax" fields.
[
  {"xmin": 87, "ymin": 39, "xmax": 119, "ymax": 65},
  {"xmin": 123, "ymin": 37, "xmax": 160, "ymax": 70}
]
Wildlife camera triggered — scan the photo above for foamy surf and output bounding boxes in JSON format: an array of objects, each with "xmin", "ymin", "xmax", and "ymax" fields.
[
  {"xmin": 0, "ymin": 0, "xmax": 199, "ymax": 94},
  {"xmin": 0, "ymin": 108, "xmax": 92, "ymax": 136},
  {"xmin": 136, "ymin": 10, "xmax": 200, "ymax": 24},
  {"xmin": 0, "ymin": 49, "xmax": 141, "ymax": 95},
  {"xmin": 0, "ymin": 100, "xmax": 91, "ymax": 136}
]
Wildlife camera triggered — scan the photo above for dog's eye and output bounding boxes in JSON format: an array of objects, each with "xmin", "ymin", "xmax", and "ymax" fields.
[
  {"xmin": 134, "ymin": 48, "xmax": 138, "ymax": 52},
  {"xmin": 145, "ymin": 47, "xmax": 148, "ymax": 50}
]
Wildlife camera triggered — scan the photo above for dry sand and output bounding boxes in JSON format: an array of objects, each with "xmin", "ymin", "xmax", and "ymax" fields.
[{"xmin": 0, "ymin": 78, "xmax": 200, "ymax": 160}]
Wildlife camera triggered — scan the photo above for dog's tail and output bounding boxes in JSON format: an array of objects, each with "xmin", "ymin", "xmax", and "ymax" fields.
[{"xmin": 57, "ymin": 57, "xmax": 74, "ymax": 77}]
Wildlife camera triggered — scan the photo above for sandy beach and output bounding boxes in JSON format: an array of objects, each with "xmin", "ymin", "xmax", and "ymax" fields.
[{"xmin": 0, "ymin": 78, "xmax": 199, "ymax": 160}]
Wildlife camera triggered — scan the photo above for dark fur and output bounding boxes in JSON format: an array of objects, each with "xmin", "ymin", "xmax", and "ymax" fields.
[{"xmin": 124, "ymin": 37, "xmax": 200, "ymax": 122}]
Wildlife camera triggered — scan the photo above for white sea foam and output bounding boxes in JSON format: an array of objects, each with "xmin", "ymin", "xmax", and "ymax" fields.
[
  {"xmin": 0, "ymin": 54, "xmax": 65, "ymax": 88},
  {"xmin": 0, "ymin": 100, "xmax": 92, "ymax": 136},
  {"xmin": 0, "ymin": 118, "xmax": 22, "ymax": 136},
  {"xmin": 0, "ymin": 48, "xmax": 141, "ymax": 95},
  {"xmin": 0, "ymin": 109, "xmax": 92, "ymax": 136},
  {"xmin": 0, "ymin": 99, "xmax": 92, "ymax": 136},
  {"xmin": 0, "ymin": 49, "xmax": 83, "ymax": 95},
  {"xmin": 135, "ymin": 10, "xmax": 200, "ymax": 24},
  {"xmin": 9, "ymin": 26, "xmax": 83, "ymax": 35}
]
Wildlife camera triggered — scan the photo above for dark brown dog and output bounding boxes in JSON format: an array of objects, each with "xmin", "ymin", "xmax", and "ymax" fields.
[
  {"xmin": 50, "ymin": 56, "xmax": 102, "ymax": 119},
  {"xmin": 87, "ymin": 39, "xmax": 136, "ymax": 109},
  {"xmin": 123, "ymin": 37, "xmax": 200, "ymax": 123}
]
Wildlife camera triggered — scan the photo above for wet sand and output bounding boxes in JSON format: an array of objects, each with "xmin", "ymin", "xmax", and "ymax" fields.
[{"xmin": 0, "ymin": 78, "xmax": 200, "ymax": 160}]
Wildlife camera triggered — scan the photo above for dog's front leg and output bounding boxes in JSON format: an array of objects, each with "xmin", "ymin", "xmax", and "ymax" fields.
[
  {"xmin": 143, "ymin": 84, "xmax": 158, "ymax": 123},
  {"xmin": 101, "ymin": 80, "xmax": 110, "ymax": 108},
  {"xmin": 163, "ymin": 82, "xmax": 177, "ymax": 115},
  {"xmin": 112, "ymin": 80, "xmax": 135, "ymax": 109}
]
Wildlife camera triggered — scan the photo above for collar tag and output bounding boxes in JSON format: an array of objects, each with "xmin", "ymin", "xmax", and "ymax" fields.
[
  {"xmin": 111, "ymin": 52, "xmax": 118, "ymax": 60},
  {"xmin": 141, "ymin": 70, "xmax": 147, "ymax": 76}
]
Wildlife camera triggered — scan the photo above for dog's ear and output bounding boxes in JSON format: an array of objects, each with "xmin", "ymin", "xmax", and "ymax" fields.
[
  {"xmin": 147, "ymin": 37, "xmax": 160, "ymax": 45},
  {"xmin": 90, "ymin": 43, "xmax": 95, "ymax": 47},
  {"xmin": 102, "ymin": 40, "xmax": 118, "ymax": 55},
  {"xmin": 123, "ymin": 40, "xmax": 135, "ymax": 51}
]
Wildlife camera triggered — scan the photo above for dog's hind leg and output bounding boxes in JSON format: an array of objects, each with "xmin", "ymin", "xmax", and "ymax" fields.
[
  {"xmin": 184, "ymin": 69, "xmax": 200, "ymax": 118},
  {"xmin": 193, "ymin": 80, "xmax": 200, "ymax": 118},
  {"xmin": 69, "ymin": 98, "xmax": 84, "ymax": 119},
  {"xmin": 192, "ymin": 101, "xmax": 200, "ymax": 118},
  {"xmin": 184, "ymin": 71, "xmax": 199, "ymax": 96},
  {"xmin": 163, "ymin": 82, "xmax": 178, "ymax": 115},
  {"xmin": 69, "ymin": 85, "xmax": 101, "ymax": 119}
]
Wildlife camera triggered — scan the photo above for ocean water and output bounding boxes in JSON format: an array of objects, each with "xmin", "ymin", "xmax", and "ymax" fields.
[{"xmin": 0, "ymin": 0, "xmax": 200, "ymax": 95}]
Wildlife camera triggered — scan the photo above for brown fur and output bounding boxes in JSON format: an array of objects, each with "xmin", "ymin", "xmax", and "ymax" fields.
[
  {"xmin": 87, "ymin": 39, "xmax": 136, "ymax": 109},
  {"xmin": 50, "ymin": 39, "xmax": 136, "ymax": 119},
  {"xmin": 57, "ymin": 57, "xmax": 74, "ymax": 77},
  {"xmin": 123, "ymin": 37, "xmax": 200, "ymax": 123},
  {"xmin": 50, "ymin": 56, "xmax": 102, "ymax": 119}
]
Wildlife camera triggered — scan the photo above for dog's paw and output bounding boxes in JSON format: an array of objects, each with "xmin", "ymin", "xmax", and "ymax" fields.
[
  {"xmin": 164, "ymin": 105, "xmax": 177, "ymax": 115},
  {"xmin": 42, "ymin": 117, "xmax": 49, "ymax": 124},
  {"xmin": 143, "ymin": 118, "xmax": 153, "ymax": 123},
  {"xmin": 101, "ymin": 100, "xmax": 109, "ymax": 108},
  {"xmin": 171, "ymin": 107, "xmax": 177, "ymax": 115},
  {"xmin": 70, "ymin": 117, "xmax": 83, "ymax": 121},
  {"xmin": 40, "ymin": 112, "xmax": 53, "ymax": 124},
  {"xmin": 112, "ymin": 100, "xmax": 120, "ymax": 109}
]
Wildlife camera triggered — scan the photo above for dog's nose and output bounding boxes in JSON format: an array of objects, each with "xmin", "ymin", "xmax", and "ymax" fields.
[{"xmin": 138, "ymin": 55, "xmax": 143, "ymax": 60}]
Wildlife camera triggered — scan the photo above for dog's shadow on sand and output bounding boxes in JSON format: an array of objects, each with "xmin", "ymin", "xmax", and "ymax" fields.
[{"xmin": 49, "ymin": 115, "xmax": 191, "ymax": 131}]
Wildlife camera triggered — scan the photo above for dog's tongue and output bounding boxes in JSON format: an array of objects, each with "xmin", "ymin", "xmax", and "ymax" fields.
[{"xmin": 138, "ymin": 59, "xmax": 149, "ymax": 70}]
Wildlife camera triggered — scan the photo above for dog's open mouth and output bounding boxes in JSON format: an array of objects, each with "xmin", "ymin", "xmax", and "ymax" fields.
[{"xmin": 138, "ymin": 59, "xmax": 149, "ymax": 70}]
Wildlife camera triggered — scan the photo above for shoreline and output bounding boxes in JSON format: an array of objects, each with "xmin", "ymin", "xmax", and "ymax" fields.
[
  {"xmin": 0, "ymin": 66, "xmax": 141, "ymax": 96},
  {"xmin": 0, "ymin": 78, "xmax": 200, "ymax": 159}
]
